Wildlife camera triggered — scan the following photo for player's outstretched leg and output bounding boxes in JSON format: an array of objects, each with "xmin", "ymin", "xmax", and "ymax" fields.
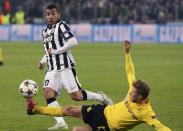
[
  {"xmin": 26, "ymin": 99, "xmax": 65, "ymax": 116},
  {"xmin": 27, "ymin": 96, "xmax": 68, "ymax": 129}
]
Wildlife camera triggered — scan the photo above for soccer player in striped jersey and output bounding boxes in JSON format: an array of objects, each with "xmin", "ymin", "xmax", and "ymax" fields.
[
  {"xmin": 27, "ymin": 40, "xmax": 171, "ymax": 131},
  {"xmin": 38, "ymin": 4, "xmax": 113, "ymax": 130}
]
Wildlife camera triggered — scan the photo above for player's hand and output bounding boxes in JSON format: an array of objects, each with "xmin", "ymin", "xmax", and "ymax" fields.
[
  {"xmin": 48, "ymin": 48, "xmax": 52, "ymax": 54},
  {"xmin": 38, "ymin": 62, "xmax": 45, "ymax": 70},
  {"xmin": 48, "ymin": 48, "xmax": 57, "ymax": 55},
  {"xmin": 124, "ymin": 40, "xmax": 131, "ymax": 53}
]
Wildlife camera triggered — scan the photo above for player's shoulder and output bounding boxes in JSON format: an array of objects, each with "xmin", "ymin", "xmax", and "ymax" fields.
[
  {"xmin": 59, "ymin": 20, "xmax": 70, "ymax": 27},
  {"xmin": 142, "ymin": 104, "xmax": 156, "ymax": 116},
  {"xmin": 59, "ymin": 20, "xmax": 69, "ymax": 24}
]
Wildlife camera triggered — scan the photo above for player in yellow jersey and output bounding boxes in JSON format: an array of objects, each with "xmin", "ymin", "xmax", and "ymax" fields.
[{"xmin": 26, "ymin": 40, "xmax": 171, "ymax": 131}]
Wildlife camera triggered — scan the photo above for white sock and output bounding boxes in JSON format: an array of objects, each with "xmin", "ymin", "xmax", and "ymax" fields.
[
  {"xmin": 48, "ymin": 101, "xmax": 66, "ymax": 124},
  {"xmin": 84, "ymin": 90, "xmax": 103, "ymax": 101}
]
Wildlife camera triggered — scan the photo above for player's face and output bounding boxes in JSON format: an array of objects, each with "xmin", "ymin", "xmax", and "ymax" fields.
[
  {"xmin": 130, "ymin": 88, "xmax": 142, "ymax": 103},
  {"xmin": 45, "ymin": 8, "xmax": 60, "ymax": 25}
]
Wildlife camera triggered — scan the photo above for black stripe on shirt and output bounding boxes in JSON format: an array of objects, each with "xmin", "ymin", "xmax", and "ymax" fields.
[
  {"xmin": 52, "ymin": 28, "xmax": 61, "ymax": 70},
  {"xmin": 56, "ymin": 55, "xmax": 61, "ymax": 70},
  {"xmin": 45, "ymin": 42, "xmax": 54, "ymax": 70},
  {"xmin": 63, "ymin": 52, "xmax": 68, "ymax": 68},
  {"xmin": 58, "ymin": 22, "xmax": 69, "ymax": 68},
  {"xmin": 58, "ymin": 23, "xmax": 64, "ymax": 47}
]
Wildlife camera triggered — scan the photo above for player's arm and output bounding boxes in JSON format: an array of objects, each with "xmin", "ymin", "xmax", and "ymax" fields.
[
  {"xmin": 151, "ymin": 120, "xmax": 172, "ymax": 131},
  {"xmin": 146, "ymin": 119, "xmax": 171, "ymax": 131},
  {"xmin": 38, "ymin": 54, "xmax": 47, "ymax": 70},
  {"xmin": 124, "ymin": 40, "xmax": 136, "ymax": 95},
  {"xmin": 143, "ymin": 112, "xmax": 171, "ymax": 131},
  {"xmin": 48, "ymin": 37, "xmax": 77, "ymax": 55}
]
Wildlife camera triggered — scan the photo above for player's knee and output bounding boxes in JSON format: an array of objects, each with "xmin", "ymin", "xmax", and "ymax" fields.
[
  {"xmin": 44, "ymin": 88, "xmax": 55, "ymax": 99},
  {"xmin": 70, "ymin": 92, "xmax": 83, "ymax": 101}
]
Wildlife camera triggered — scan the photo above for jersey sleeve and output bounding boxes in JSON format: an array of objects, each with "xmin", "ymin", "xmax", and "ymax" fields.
[
  {"xmin": 40, "ymin": 53, "xmax": 47, "ymax": 64},
  {"xmin": 59, "ymin": 21, "xmax": 74, "ymax": 42},
  {"xmin": 125, "ymin": 52, "xmax": 136, "ymax": 96},
  {"xmin": 143, "ymin": 112, "xmax": 171, "ymax": 131}
]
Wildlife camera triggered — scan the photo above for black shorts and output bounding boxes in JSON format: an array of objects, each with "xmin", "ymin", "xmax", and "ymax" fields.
[{"xmin": 82, "ymin": 104, "xmax": 110, "ymax": 131}]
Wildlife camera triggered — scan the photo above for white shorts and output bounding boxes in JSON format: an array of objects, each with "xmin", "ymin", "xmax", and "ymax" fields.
[{"xmin": 43, "ymin": 68, "xmax": 82, "ymax": 95}]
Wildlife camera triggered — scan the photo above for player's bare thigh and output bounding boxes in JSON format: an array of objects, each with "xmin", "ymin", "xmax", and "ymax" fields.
[{"xmin": 72, "ymin": 124, "xmax": 92, "ymax": 131}]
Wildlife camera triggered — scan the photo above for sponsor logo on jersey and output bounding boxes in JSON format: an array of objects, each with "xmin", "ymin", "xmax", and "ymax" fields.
[
  {"xmin": 43, "ymin": 35, "xmax": 53, "ymax": 43},
  {"xmin": 125, "ymin": 100, "xmax": 138, "ymax": 120},
  {"xmin": 43, "ymin": 28, "xmax": 55, "ymax": 43}
]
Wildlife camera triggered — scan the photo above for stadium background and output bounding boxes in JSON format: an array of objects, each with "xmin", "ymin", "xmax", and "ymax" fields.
[{"xmin": 0, "ymin": 0, "xmax": 183, "ymax": 131}]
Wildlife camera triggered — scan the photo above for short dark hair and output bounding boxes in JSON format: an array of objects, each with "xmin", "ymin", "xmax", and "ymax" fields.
[
  {"xmin": 133, "ymin": 80, "xmax": 150, "ymax": 99},
  {"xmin": 46, "ymin": 4, "xmax": 59, "ymax": 12}
]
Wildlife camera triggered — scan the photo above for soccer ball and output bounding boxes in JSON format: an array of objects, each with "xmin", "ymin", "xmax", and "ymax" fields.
[{"xmin": 19, "ymin": 80, "xmax": 38, "ymax": 98}]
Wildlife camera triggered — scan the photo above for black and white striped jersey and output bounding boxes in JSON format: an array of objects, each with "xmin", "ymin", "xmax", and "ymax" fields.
[{"xmin": 42, "ymin": 20, "xmax": 76, "ymax": 71}]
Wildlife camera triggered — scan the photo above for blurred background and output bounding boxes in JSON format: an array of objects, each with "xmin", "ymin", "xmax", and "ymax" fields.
[
  {"xmin": 0, "ymin": 0, "xmax": 183, "ymax": 43},
  {"xmin": 0, "ymin": 0, "xmax": 183, "ymax": 24}
]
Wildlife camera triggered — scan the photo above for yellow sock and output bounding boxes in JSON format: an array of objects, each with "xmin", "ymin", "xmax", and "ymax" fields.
[{"xmin": 33, "ymin": 106, "xmax": 64, "ymax": 116}]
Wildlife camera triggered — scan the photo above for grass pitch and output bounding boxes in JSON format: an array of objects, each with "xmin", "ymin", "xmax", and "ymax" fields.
[{"xmin": 0, "ymin": 42, "xmax": 182, "ymax": 131}]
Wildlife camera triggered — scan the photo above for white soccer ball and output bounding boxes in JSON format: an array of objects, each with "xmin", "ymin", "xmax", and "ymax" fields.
[{"xmin": 19, "ymin": 80, "xmax": 38, "ymax": 98}]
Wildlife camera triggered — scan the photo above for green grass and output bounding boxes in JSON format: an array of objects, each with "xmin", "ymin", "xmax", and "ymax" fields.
[{"xmin": 0, "ymin": 42, "xmax": 183, "ymax": 131}]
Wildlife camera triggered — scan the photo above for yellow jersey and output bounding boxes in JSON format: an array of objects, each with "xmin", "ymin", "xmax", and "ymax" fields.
[
  {"xmin": 104, "ymin": 53, "xmax": 171, "ymax": 131},
  {"xmin": 15, "ymin": 11, "xmax": 25, "ymax": 24}
]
